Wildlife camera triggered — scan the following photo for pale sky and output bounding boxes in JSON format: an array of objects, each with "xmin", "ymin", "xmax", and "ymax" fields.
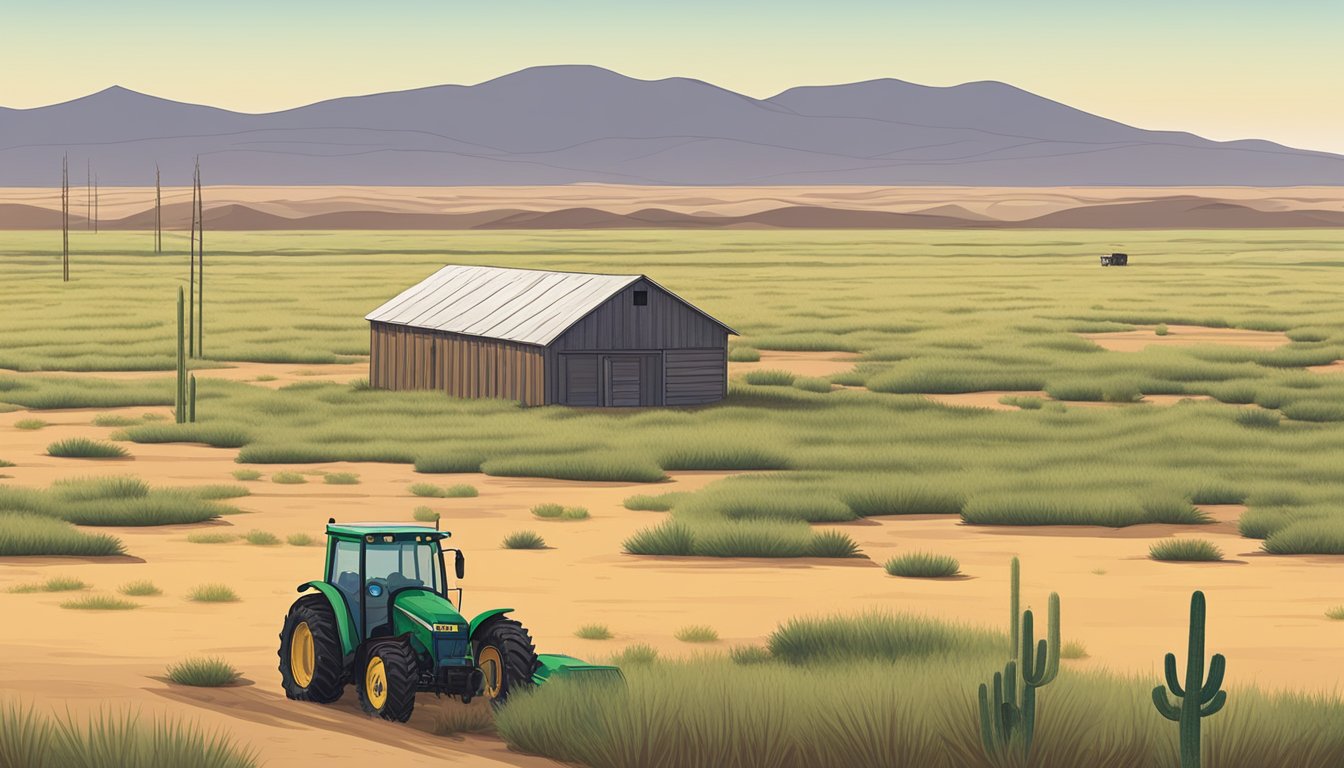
[{"xmin": 2, "ymin": 0, "xmax": 1341, "ymax": 152}]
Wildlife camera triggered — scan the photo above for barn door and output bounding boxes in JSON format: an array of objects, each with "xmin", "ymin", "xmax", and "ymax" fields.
[{"xmin": 604, "ymin": 356, "xmax": 642, "ymax": 407}]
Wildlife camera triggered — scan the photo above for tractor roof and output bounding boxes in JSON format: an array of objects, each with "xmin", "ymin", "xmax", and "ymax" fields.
[{"xmin": 326, "ymin": 523, "xmax": 450, "ymax": 540}]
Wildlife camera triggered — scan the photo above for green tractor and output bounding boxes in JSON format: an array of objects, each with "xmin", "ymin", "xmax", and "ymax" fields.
[{"xmin": 278, "ymin": 519, "xmax": 617, "ymax": 721}]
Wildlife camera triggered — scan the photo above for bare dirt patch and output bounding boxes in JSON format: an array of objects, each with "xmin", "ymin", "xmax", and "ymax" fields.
[
  {"xmin": 1081, "ymin": 325, "xmax": 1290, "ymax": 352},
  {"xmin": 730, "ymin": 350, "xmax": 860, "ymax": 378}
]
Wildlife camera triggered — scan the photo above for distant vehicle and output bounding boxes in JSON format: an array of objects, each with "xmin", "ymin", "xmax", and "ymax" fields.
[{"xmin": 1100, "ymin": 253, "xmax": 1129, "ymax": 266}]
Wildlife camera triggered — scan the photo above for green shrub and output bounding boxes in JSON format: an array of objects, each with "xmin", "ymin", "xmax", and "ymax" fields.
[
  {"xmin": 561, "ymin": 506, "xmax": 590, "ymax": 520},
  {"xmin": 503, "ymin": 531, "xmax": 546, "ymax": 550},
  {"xmin": 963, "ymin": 494, "xmax": 1207, "ymax": 527},
  {"xmin": 841, "ymin": 482, "xmax": 963, "ymax": 517},
  {"xmin": 884, "ymin": 552, "xmax": 961, "ymax": 578},
  {"xmin": 1282, "ymin": 401, "xmax": 1344, "ymax": 422},
  {"xmin": 623, "ymin": 520, "xmax": 696, "ymax": 556},
  {"xmin": 743, "ymin": 370, "xmax": 796, "ymax": 386},
  {"xmin": 808, "ymin": 530, "xmax": 862, "ymax": 558},
  {"xmin": 1263, "ymin": 519, "xmax": 1344, "ymax": 555},
  {"xmin": 414, "ymin": 452, "xmax": 485, "ymax": 474},
  {"xmin": 119, "ymin": 580, "xmax": 162, "ymax": 596},
  {"xmin": 243, "ymin": 530, "xmax": 280, "ymax": 546},
  {"xmin": 189, "ymin": 584, "xmax": 240, "ymax": 603},
  {"xmin": 1236, "ymin": 409, "xmax": 1281, "ymax": 429},
  {"xmin": 612, "ymin": 644, "xmax": 659, "ymax": 665},
  {"xmin": 187, "ymin": 532, "xmax": 236, "ymax": 544},
  {"xmin": 286, "ymin": 533, "xmax": 318, "ymax": 546},
  {"xmin": 657, "ymin": 445, "xmax": 791, "ymax": 471},
  {"xmin": 190, "ymin": 484, "xmax": 251, "ymax": 500},
  {"xmin": 445, "ymin": 483, "xmax": 478, "ymax": 497},
  {"xmin": 411, "ymin": 482, "xmax": 474, "ymax": 497},
  {"xmin": 0, "ymin": 459, "xmax": 14, "ymax": 468},
  {"xmin": 768, "ymin": 611, "xmax": 1001, "ymax": 665},
  {"xmin": 0, "ymin": 514, "xmax": 125, "ymax": 557},
  {"xmin": 271, "ymin": 472, "xmax": 306, "ymax": 484},
  {"xmin": 1149, "ymin": 539, "xmax": 1225, "ymax": 562},
  {"xmin": 1326, "ymin": 606, "xmax": 1344, "ymax": 620},
  {"xmin": 623, "ymin": 492, "xmax": 687, "ymax": 512},
  {"xmin": 575, "ymin": 624, "xmax": 613, "ymax": 640},
  {"xmin": 412, "ymin": 506, "xmax": 440, "ymax": 523},
  {"xmin": 15, "ymin": 418, "xmax": 48, "ymax": 430},
  {"xmin": 46, "ymin": 438, "xmax": 128, "ymax": 459},
  {"xmin": 10, "ymin": 576, "xmax": 89, "ymax": 593},
  {"xmin": 1189, "ymin": 483, "xmax": 1247, "ymax": 505},
  {"xmin": 92, "ymin": 413, "xmax": 157, "ymax": 427},
  {"xmin": 1155, "ymin": 324, "xmax": 1169, "ymax": 336},
  {"xmin": 727, "ymin": 346, "xmax": 761, "ymax": 362},
  {"xmin": 323, "ymin": 472, "xmax": 360, "ymax": 485},
  {"xmin": 999, "ymin": 394, "xmax": 1045, "ymax": 409},
  {"xmin": 166, "ymin": 657, "xmax": 242, "ymax": 687},
  {"xmin": 1061, "ymin": 640, "xmax": 1090, "ymax": 659},
  {"xmin": 532, "ymin": 503, "xmax": 564, "ymax": 519},
  {"xmin": 61, "ymin": 595, "xmax": 139, "ymax": 610},
  {"xmin": 230, "ymin": 469, "xmax": 262, "ymax": 481},
  {"xmin": 675, "ymin": 625, "xmax": 719, "ymax": 643}
]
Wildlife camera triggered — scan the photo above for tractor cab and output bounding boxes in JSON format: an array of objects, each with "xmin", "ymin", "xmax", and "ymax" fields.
[{"xmin": 323, "ymin": 522, "xmax": 465, "ymax": 639}]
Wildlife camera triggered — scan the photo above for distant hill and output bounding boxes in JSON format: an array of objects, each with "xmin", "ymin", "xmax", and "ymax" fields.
[{"xmin": 2, "ymin": 66, "xmax": 1342, "ymax": 186}]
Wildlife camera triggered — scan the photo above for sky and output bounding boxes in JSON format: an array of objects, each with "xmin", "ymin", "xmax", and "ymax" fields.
[{"xmin": 2, "ymin": 0, "xmax": 1341, "ymax": 152}]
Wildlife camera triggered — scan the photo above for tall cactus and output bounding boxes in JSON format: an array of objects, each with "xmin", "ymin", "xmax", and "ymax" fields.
[
  {"xmin": 175, "ymin": 288, "xmax": 186, "ymax": 424},
  {"xmin": 189, "ymin": 375, "xmax": 198, "ymax": 423},
  {"xmin": 1152, "ymin": 590, "xmax": 1227, "ymax": 768},
  {"xmin": 979, "ymin": 557, "xmax": 1061, "ymax": 759}
]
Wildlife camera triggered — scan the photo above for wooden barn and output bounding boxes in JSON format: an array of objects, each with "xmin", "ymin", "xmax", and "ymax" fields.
[{"xmin": 365, "ymin": 265, "xmax": 735, "ymax": 407}]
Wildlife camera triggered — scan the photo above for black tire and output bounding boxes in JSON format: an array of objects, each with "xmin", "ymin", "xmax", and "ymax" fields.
[
  {"xmin": 278, "ymin": 594, "xmax": 346, "ymax": 704},
  {"xmin": 474, "ymin": 617, "xmax": 540, "ymax": 707},
  {"xmin": 358, "ymin": 640, "xmax": 419, "ymax": 722}
]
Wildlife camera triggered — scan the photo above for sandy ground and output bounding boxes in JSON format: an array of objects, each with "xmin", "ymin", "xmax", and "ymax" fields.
[
  {"xmin": 6, "ymin": 185, "xmax": 1344, "ymax": 221},
  {"xmin": 2, "ymin": 356, "xmax": 1342, "ymax": 766},
  {"xmin": 1082, "ymin": 325, "xmax": 1291, "ymax": 352}
]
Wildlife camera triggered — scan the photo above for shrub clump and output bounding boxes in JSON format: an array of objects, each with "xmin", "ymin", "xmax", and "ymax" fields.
[
  {"xmin": 286, "ymin": 533, "xmax": 318, "ymax": 546},
  {"xmin": 189, "ymin": 584, "xmax": 240, "ymax": 603},
  {"xmin": 675, "ymin": 625, "xmax": 719, "ymax": 643},
  {"xmin": 884, "ymin": 552, "xmax": 962, "ymax": 578},
  {"xmin": 47, "ymin": 437, "xmax": 128, "ymax": 459},
  {"xmin": 727, "ymin": 346, "xmax": 761, "ymax": 362},
  {"xmin": 612, "ymin": 644, "xmax": 659, "ymax": 665},
  {"xmin": 1149, "ymin": 539, "xmax": 1225, "ymax": 562},
  {"xmin": 230, "ymin": 469, "xmax": 263, "ymax": 481},
  {"xmin": 532, "ymin": 503, "xmax": 588, "ymax": 520},
  {"xmin": 270, "ymin": 472, "xmax": 306, "ymax": 485},
  {"xmin": 743, "ymin": 369, "xmax": 796, "ymax": 386},
  {"xmin": 323, "ymin": 472, "xmax": 360, "ymax": 485},
  {"xmin": 166, "ymin": 657, "xmax": 242, "ymax": 687},
  {"xmin": 502, "ymin": 531, "xmax": 547, "ymax": 550},
  {"xmin": 187, "ymin": 532, "xmax": 236, "ymax": 544},
  {"xmin": 623, "ymin": 492, "xmax": 687, "ymax": 512},
  {"xmin": 119, "ymin": 580, "xmax": 162, "ymax": 596},
  {"xmin": 575, "ymin": 624, "xmax": 613, "ymax": 640},
  {"xmin": 0, "ymin": 514, "xmax": 125, "ymax": 557},
  {"xmin": 61, "ymin": 595, "xmax": 139, "ymax": 610},
  {"xmin": 10, "ymin": 576, "xmax": 89, "ymax": 593},
  {"xmin": 412, "ymin": 506, "xmax": 440, "ymax": 523},
  {"xmin": 243, "ymin": 530, "xmax": 280, "ymax": 546}
]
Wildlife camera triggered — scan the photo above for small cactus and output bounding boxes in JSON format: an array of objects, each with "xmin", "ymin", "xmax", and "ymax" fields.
[
  {"xmin": 1152, "ymin": 590, "xmax": 1227, "ymax": 768},
  {"xmin": 1019, "ymin": 592, "xmax": 1061, "ymax": 752},
  {"xmin": 979, "ymin": 557, "xmax": 1061, "ymax": 759},
  {"xmin": 978, "ymin": 660, "xmax": 1021, "ymax": 754},
  {"xmin": 189, "ymin": 374, "xmax": 197, "ymax": 423}
]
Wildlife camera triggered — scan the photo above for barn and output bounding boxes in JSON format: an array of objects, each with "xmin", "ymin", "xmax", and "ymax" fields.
[{"xmin": 365, "ymin": 265, "xmax": 736, "ymax": 407}]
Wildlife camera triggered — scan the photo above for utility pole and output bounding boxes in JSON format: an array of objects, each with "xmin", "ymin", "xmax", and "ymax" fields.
[
  {"xmin": 195, "ymin": 158, "xmax": 204, "ymax": 357},
  {"xmin": 94, "ymin": 174, "xmax": 99, "ymax": 234},
  {"xmin": 86, "ymin": 160, "xmax": 91, "ymax": 230},
  {"xmin": 155, "ymin": 164, "xmax": 162, "ymax": 253},
  {"xmin": 61, "ymin": 155, "xmax": 69, "ymax": 281},
  {"xmin": 188, "ymin": 166, "xmax": 196, "ymax": 357}
]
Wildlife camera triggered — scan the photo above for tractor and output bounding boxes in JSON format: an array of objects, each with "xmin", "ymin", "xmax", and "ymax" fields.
[{"xmin": 278, "ymin": 519, "xmax": 617, "ymax": 721}]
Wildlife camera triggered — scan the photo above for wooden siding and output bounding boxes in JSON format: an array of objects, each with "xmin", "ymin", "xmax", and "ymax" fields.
[
  {"xmin": 549, "ymin": 279, "xmax": 728, "ymax": 353},
  {"xmin": 557, "ymin": 352, "xmax": 663, "ymax": 407},
  {"xmin": 665, "ymin": 348, "xmax": 727, "ymax": 406},
  {"xmin": 369, "ymin": 322, "xmax": 546, "ymax": 405}
]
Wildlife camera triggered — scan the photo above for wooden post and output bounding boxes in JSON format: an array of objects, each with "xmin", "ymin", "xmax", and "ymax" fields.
[
  {"xmin": 155, "ymin": 164, "xmax": 162, "ymax": 253},
  {"xmin": 61, "ymin": 155, "xmax": 69, "ymax": 281},
  {"xmin": 195, "ymin": 159, "xmax": 204, "ymax": 357},
  {"xmin": 188, "ymin": 166, "xmax": 196, "ymax": 358},
  {"xmin": 86, "ymin": 160, "xmax": 91, "ymax": 230},
  {"xmin": 94, "ymin": 174, "xmax": 98, "ymax": 234}
]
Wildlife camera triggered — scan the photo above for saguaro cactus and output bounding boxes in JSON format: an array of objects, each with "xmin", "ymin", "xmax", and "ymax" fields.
[
  {"xmin": 175, "ymin": 288, "xmax": 186, "ymax": 424},
  {"xmin": 978, "ymin": 660, "xmax": 1021, "ymax": 754},
  {"xmin": 1019, "ymin": 592, "xmax": 1061, "ymax": 753},
  {"xmin": 1152, "ymin": 590, "xmax": 1227, "ymax": 768},
  {"xmin": 189, "ymin": 375, "xmax": 198, "ymax": 423}
]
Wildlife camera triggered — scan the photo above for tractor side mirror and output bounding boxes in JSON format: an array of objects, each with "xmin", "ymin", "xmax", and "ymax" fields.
[{"xmin": 455, "ymin": 550, "xmax": 465, "ymax": 580}]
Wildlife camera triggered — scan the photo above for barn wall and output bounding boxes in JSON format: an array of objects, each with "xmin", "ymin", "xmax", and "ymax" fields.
[
  {"xmin": 369, "ymin": 322, "xmax": 546, "ymax": 406},
  {"xmin": 664, "ymin": 348, "xmax": 728, "ymax": 406},
  {"xmin": 549, "ymin": 279, "xmax": 728, "ymax": 353}
]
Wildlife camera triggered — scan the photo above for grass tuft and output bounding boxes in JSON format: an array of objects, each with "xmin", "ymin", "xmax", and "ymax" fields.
[
  {"xmin": 675, "ymin": 625, "xmax": 719, "ymax": 643},
  {"xmin": 884, "ymin": 552, "xmax": 962, "ymax": 578},
  {"xmin": 186, "ymin": 532, "xmax": 235, "ymax": 545},
  {"xmin": 1061, "ymin": 640, "xmax": 1090, "ymax": 659},
  {"xmin": 575, "ymin": 623, "xmax": 613, "ymax": 640},
  {"xmin": 412, "ymin": 506, "xmax": 440, "ymax": 523},
  {"xmin": 47, "ymin": 437, "xmax": 128, "ymax": 459},
  {"xmin": 612, "ymin": 644, "xmax": 659, "ymax": 665},
  {"xmin": 623, "ymin": 492, "xmax": 687, "ymax": 512},
  {"xmin": 119, "ymin": 580, "xmax": 162, "ymax": 597},
  {"xmin": 409, "ymin": 482, "xmax": 475, "ymax": 497},
  {"xmin": 270, "ymin": 472, "xmax": 306, "ymax": 484},
  {"xmin": 10, "ymin": 576, "xmax": 89, "ymax": 593},
  {"xmin": 502, "ymin": 531, "xmax": 546, "ymax": 550},
  {"xmin": 1149, "ymin": 538, "xmax": 1225, "ymax": 562},
  {"xmin": 323, "ymin": 472, "xmax": 360, "ymax": 485},
  {"xmin": 166, "ymin": 657, "xmax": 242, "ymax": 687},
  {"xmin": 729, "ymin": 645, "xmax": 773, "ymax": 665},
  {"xmin": 743, "ymin": 369, "xmax": 796, "ymax": 386},
  {"xmin": 1326, "ymin": 606, "xmax": 1344, "ymax": 621},
  {"xmin": 61, "ymin": 594, "xmax": 138, "ymax": 610},
  {"xmin": 230, "ymin": 469, "xmax": 262, "ymax": 481},
  {"xmin": 0, "ymin": 514, "xmax": 125, "ymax": 557},
  {"xmin": 243, "ymin": 530, "xmax": 280, "ymax": 546},
  {"xmin": 286, "ymin": 533, "xmax": 318, "ymax": 547},
  {"xmin": 15, "ymin": 418, "xmax": 48, "ymax": 430},
  {"xmin": 189, "ymin": 584, "xmax": 240, "ymax": 603}
]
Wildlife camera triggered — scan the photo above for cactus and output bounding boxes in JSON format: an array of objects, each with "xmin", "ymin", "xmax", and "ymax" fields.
[
  {"xmin": 189, "ymin": 375, "xmax": 197, "ymax": 423},
  {"xmin": 978, "ymin": 660, "xmax": 1021, "ymax": 754},
  {"xmin": 1152, "ymin": 590, "xmax": 1227, "ymax": 768},
  {"xmin": 175, "ymin": 288, "xmax": 186, "ymax": 424},
  {"xmin": 979, "ymin": 557, "xmax": 1061, "ymax": 759}
]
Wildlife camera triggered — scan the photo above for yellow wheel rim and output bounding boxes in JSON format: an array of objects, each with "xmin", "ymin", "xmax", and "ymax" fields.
[
  {"xmin": 290, "ymin": 621, "xmax": 315, "ymax": 688},
  {"xmin": 478, "ymin": 646, "xmax": 503, "ymax": 699},
  {"xmin": 365, "ymin": 656, "xmax": 388, "ymax": 710}
]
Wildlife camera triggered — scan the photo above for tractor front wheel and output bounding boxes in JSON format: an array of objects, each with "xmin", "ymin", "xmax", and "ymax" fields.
[
  {"xmin": 278, "ymin": 595, "xmax": 345, "ymax": 703},
  {"xmin": 358, "ymin": 640, "xmax": 419, "ymax": 722},
  {"xmin": 474, "ymin": 617, "xmax": 540, "ymax": 707}
]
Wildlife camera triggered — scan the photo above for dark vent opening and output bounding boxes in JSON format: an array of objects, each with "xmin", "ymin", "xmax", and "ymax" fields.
[{"xmin": 633, "ymin": 290, "xmax": 648, "ymax": 306}]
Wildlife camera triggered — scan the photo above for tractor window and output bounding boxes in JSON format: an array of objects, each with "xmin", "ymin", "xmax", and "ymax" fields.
[
  {"xmin": 329, "ymin": 540, "xmax": 362, "ymax": 630},
  {"xmin": 365, "ymin": 542, "xmax": 442, "ymax": 595}
]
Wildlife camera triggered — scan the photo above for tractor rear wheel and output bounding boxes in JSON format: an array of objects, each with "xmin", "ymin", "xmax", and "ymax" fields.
[
  {"xmin": 358, "ymin": 640, "xmax": 419, "ymax": 722},
  {"xmin": 278, "ymin": 595, "xmax": 345, "ymax": 703},
  {"xmin": 474, "ymin": 617, "xmax": 540, "ymax": 707}
]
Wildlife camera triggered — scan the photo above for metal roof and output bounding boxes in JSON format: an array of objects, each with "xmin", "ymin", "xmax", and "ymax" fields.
[{"xmin": 365, "ymin": 265, "xmax": 733, "ymax": 346}]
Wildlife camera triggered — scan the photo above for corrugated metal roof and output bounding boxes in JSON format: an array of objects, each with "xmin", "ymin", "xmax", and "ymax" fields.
[{"xmin": 365, "ymin": 265, "xmax": 732, "ymax": 346}]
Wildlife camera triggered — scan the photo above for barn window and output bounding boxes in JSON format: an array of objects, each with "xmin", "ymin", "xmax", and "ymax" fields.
[{"xmin": 633, "ymin": 290, "xmax": 648, "ymax": 306}]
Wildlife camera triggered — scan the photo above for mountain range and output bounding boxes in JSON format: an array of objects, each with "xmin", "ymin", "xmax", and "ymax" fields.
[{"xmin": 2, "ymin": 66, "xmax": 1342, "ymax": 187}]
